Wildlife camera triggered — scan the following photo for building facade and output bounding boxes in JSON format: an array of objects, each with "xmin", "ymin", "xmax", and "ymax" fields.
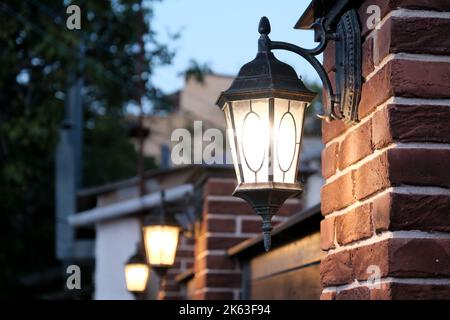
[{"xmin": 65, "ymin": 0, "xmax": 450, "ymax": 300}]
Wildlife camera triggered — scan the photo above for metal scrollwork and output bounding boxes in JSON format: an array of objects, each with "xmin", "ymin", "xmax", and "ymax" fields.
[{"xmin": 266, "ymin": 9, "xmax": 362, "ymax": 123}]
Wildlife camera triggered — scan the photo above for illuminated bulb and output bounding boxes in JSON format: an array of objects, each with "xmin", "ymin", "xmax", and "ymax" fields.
[
  {"xmin": 143, "ymin": 225, "xmax": 180, "ymax": 267},
  {"xmin": 124, "ymin": 263, "xmax": 149, "ymax": 293}
]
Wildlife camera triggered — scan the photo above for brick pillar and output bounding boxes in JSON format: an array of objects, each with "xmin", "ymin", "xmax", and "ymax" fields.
[
  {"xmin": 320, "ymin": 1, "xmax": 450, "ymax": 300},
  {"xmin": 193, "ymin": 178, "xmax": 301, "ymax": 299},
  {"xmin": 158, "ymin": 233, "xmax": 194, "ymax": 300}
]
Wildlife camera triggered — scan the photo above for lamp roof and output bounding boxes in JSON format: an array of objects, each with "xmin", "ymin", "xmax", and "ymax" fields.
[{"xmin": 125, "ymin": 251, "xmax": 147, "ymax": 265}]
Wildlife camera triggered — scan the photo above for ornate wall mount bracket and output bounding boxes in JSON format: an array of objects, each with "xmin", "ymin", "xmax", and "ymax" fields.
[{"xmin": 260, "ymin": 8, "xmax": 362, "ymax": 124}]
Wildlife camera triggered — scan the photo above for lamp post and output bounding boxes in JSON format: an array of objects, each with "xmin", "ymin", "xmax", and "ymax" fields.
[
  {"xmin": 217, "ymin": 14, "xmax": 362, "ymax": 251},
  {"xmin": 142, "ymin": 191, "xmax": 180, "ymax": 278},
  {"xmin": 124, "ymin": 243, "xmax": 150, "ymax": 299}
]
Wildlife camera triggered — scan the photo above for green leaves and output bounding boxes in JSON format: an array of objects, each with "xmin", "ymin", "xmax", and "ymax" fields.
[{"xmin": 0, "ymin": 0, "xmax": 170, "ymax": 297}]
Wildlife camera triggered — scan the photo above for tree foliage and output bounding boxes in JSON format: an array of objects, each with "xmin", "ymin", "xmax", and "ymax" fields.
[{"xmin": 0, "ymin": 0, "xmax": 173, "ymax": 297}]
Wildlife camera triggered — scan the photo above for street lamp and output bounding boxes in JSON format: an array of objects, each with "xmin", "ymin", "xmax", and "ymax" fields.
[
  {"xmin": 124, "ymin": 243, "xmax": 150, "ymax": 298},
  {"xmin": 142, "ymin": 191, "xmax": 180, "ymax": 277},
  {"xmin": 217, "ymin": 14, "xmax": 362, "ymax": 251}
]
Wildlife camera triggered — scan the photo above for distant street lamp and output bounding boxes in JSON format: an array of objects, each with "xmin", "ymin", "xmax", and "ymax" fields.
[
  {"xmin": 124, "ymin": 243, "xmax": 150, "ymax": 299},
  {"xmin": 217, "ymin": 14, "xmax": 362, "ymax": 251},
  {"xmin": 142, "ymin": 191, "xmax": 180, "ymax": 277}
]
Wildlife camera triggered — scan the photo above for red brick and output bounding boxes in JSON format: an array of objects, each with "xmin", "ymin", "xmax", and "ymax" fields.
[
  {"xmin": 170, "ymin": 261, "xmax": 182, "ymax": 270},
  {"xmin": 336, "ymin": 287, "xmax": 371, "ymax": 300},
  {"xmin": 373, "ymin": 192, "xmax": 450, "ymax": 233},
  {"xmin": 375, "ymin": 18, "xmax": 393, "ymax": 65},
  {"xmin": 372, "ymin": 283, "xmax": 450, "ymax": 300},
  {"xmin": 323, "ymin": 71, "xmax": 337, "ymax": 107},
  {"xmin": 320, "ymin": 250, "xmax": 352, "ymax": 286},
  {"xmin": 204, "ymin": 179, "xmax": 237, "ymax": 196},
  {"xmin": 372, "ymin": 192, "xmax": 392, "ymax": 233},
  {"xmin": 207, "ymin": 199, "xmax": 254, "ymax": 215},
  {"xmin": 197, "ymin": 254, "xmax": 237, "ymax": 271},
  {"xmin": 338, "ymin": 120, "xmax": 373, "ymax": 169},
  {"xmin": 184, "ymin": 237, "xmax": 195, "ymax": 246},
  {"xmin": 207, "ymin": 218, "xmax": 235, "ymax": 233},
  {"xmin": 160, "ymin": 295, "xmax": 182, "ymax": 300},
  {"xmin": 175, "ymin": 249, "xmax": 194, "ymax": 258},
  {"xmin": 321, "ymin": 238, "xmax": 450, "ymax": 291},
  {"xmin": 372, "ymin": 107, "xmax": 392, "ymax": 149},
  {"xmin": 202, "ymin": 291, "xmax": 235, "ymax": 300},
  {"xmin": 320, "ymin": 291, "xmax": 336, "ymax": 300},
  {"xmin": 322, "ymin": 142, "xmax": 338, "ymax": 179},
  {"xmin": 358, "ymin": 0, "xmax": 450, "ymax": 37},
  {"xmin": 362, "ymin": 37, "xmax": 374, "ymax": 78},
  {"xmin": 241, "ymin": 219, "xmax": 263, "ymax": 233},
  {"xmin": 351, "ymin": 238, "xmax": 450, "ymax": 281},
  {"xmin": 322, "ymin": 119, "xmax": 349, "ymax": 144},
  {"xmin": 321, "ymin": 172, "xmax": 355, "ymax": 215},
  {"xmin": 388, "ymin": 238, "xmax": 450, "ymax": 278},
  {"xmin": 352, "ymin": 240, "xmax": 390, "ymax": 281},
  {"xmin": 206, "ymin": 236, "xmax": 249, "ymax": 250},
  {"xmin": 358, "ymin": 1, "xmax": 391, "ymax": 36},
  {"xmin": 392, "ymin": 60, "xmax": 450, "ymax": 99},
  {"xmin": 335, "ymin": 204, "xmax": 373, "ymax": 245},
  {"xmin": 196, "ymin": 273, "xmax": 241, "ymax": 289},
  {"xmin": 354, "ymin": 147, "xmax": 450, "ymax": 199},
  {"xmin": 358, "ymin": 61, "xmax": 394, "ymax": 118},
  {"xmin": 378, "ymin": 17, "xmax": 450, "ymax": 61},
  {"xmin": 388, "ymin": 148, "xmax": 450, "ymax": 188},
  {"xmin": 277, "ymin": 201, "xmax": 303, "ymax": 216},
  {"xmin": 320, "ymin": 217, "xmax": 335, "ymax": 251},
  {"xmin": 354, "ymin": 152, "xmax": 390, "ymax": 200},
  {"xmin": 161, "ymin": 283, "xmax": 181, "ymax": 292},
  {"xmin": 323, "ymin": 40, "xmax": 335, "ymax": 74},
  {"xmin": 368, "ymin": 282, "xmax": 392, "ymax": 300},
  {"xmin": 378, "ymin": 104, "xmax": 450, "ymax": 147},
  {"xmin": 359, "ymin": 60, "xmax": 450, "ymax": 119}
]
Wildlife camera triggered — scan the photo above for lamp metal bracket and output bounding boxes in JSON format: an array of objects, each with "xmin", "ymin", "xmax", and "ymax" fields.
[{"xmin": 265, "ymin": 8, "xmax": 361, "ymax": 123}]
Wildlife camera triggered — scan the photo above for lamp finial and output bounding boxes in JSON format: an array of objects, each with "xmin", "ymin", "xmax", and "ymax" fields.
[{"xmin": 258, "ymin": 16, "xmax": 271, "ymax": 35}]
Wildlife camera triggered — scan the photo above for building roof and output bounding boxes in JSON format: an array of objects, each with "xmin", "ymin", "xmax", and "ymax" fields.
[
  {"xmin": 71, "ymin": 165, "xmax": 237, "ymax": 227},
  {"xmin": 69, "ymin": 184, "xmax": 193, "ymax": 227},
  {"xmin": 294, "ymin": 0, "xmax": 357, "ymax": 30},
  {"xmin": 77, "ymin": 165, "xmax": 200, "ymax": 198}
]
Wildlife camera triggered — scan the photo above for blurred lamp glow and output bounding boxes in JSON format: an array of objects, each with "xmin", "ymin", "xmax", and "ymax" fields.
[
  {"xmin": 124, "ymin": 245, "xmax": 149, "ymax": 294},
  {"xmin": 125, "ymin": 263, "xmax": 150, "ymax": 293},
  {"xmin": 143, "ymin": 225, "xmax": 180, "ymax": 268}
]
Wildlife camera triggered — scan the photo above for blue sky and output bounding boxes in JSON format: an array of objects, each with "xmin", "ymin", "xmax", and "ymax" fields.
[{"xmin": 151, "ymin": 0, "xmax": 322, "ymax": 93}]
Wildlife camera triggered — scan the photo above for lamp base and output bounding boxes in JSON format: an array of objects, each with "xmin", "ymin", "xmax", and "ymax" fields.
[
  {"xmin": 131, "ymin": 291, "xmax": 147, "ymax": 300},
  {"xmin": 233, "ymin": 183, "xmax": 302, "ymax": 251},
  {"xmin": 152, "ymin": 266, "xmax": 170, "ymax": 278}
]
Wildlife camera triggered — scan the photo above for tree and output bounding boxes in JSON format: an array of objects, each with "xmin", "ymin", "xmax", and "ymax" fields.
[
  {"xmin": 181, "ymin": 59, "xmax": 212, "ymax": 84},
  {"xmin": 0, "ymin": 0, "xmax": 174, "ymax": 298}
]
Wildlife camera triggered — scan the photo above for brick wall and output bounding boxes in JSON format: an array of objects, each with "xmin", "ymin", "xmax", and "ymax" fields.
[
  {"xmin": 158, "ymin": 233, "xmax": 195, "ymax": 300},
  {"xmin": 320, "ymin": 1, "xmax": 450, "ymax": 299},
  {"xmin": 192, "ymin": 178, "xmax": 302, "ymax": 299}
]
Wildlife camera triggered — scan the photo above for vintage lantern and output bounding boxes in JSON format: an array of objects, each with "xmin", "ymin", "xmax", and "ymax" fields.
[
  {"xmin": 216, "ymin": 17, "xmax": 316, "ymax": 251},
  {"xmin": 142, "ymin": 191, "xmax": 180, "ymax": 277},
  {"xmin": 124, "ymin": 243, "xmax": 150, "ymax": 297}
]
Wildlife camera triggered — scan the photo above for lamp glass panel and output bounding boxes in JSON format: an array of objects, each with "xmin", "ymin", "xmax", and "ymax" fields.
[
  {"xmin": 143, "ymin": 225, "xmax": 180, "ymax": 267},
  {"xmin": 223, "ymin": 103, "xmax": 241, "ymax": 184},
  {"xmin": 231, "ymin": 99, "xmax": 270, "ymax": 184},
  {"xmin": 272, "ymin": 98, "xmax": 307, "ymax": 184},
  {"xmin": 124, "ymin": 263, "xmax": 149, "ymax": 292}
]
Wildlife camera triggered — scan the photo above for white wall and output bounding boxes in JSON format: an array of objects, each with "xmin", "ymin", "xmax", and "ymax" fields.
[
  {"xmin": 304, "ymin": 173, "xmax": 324, "ymax": 209},
  {"xmin": 94, "ymin": 217, "xmax": 142, "ymax": 300}
]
